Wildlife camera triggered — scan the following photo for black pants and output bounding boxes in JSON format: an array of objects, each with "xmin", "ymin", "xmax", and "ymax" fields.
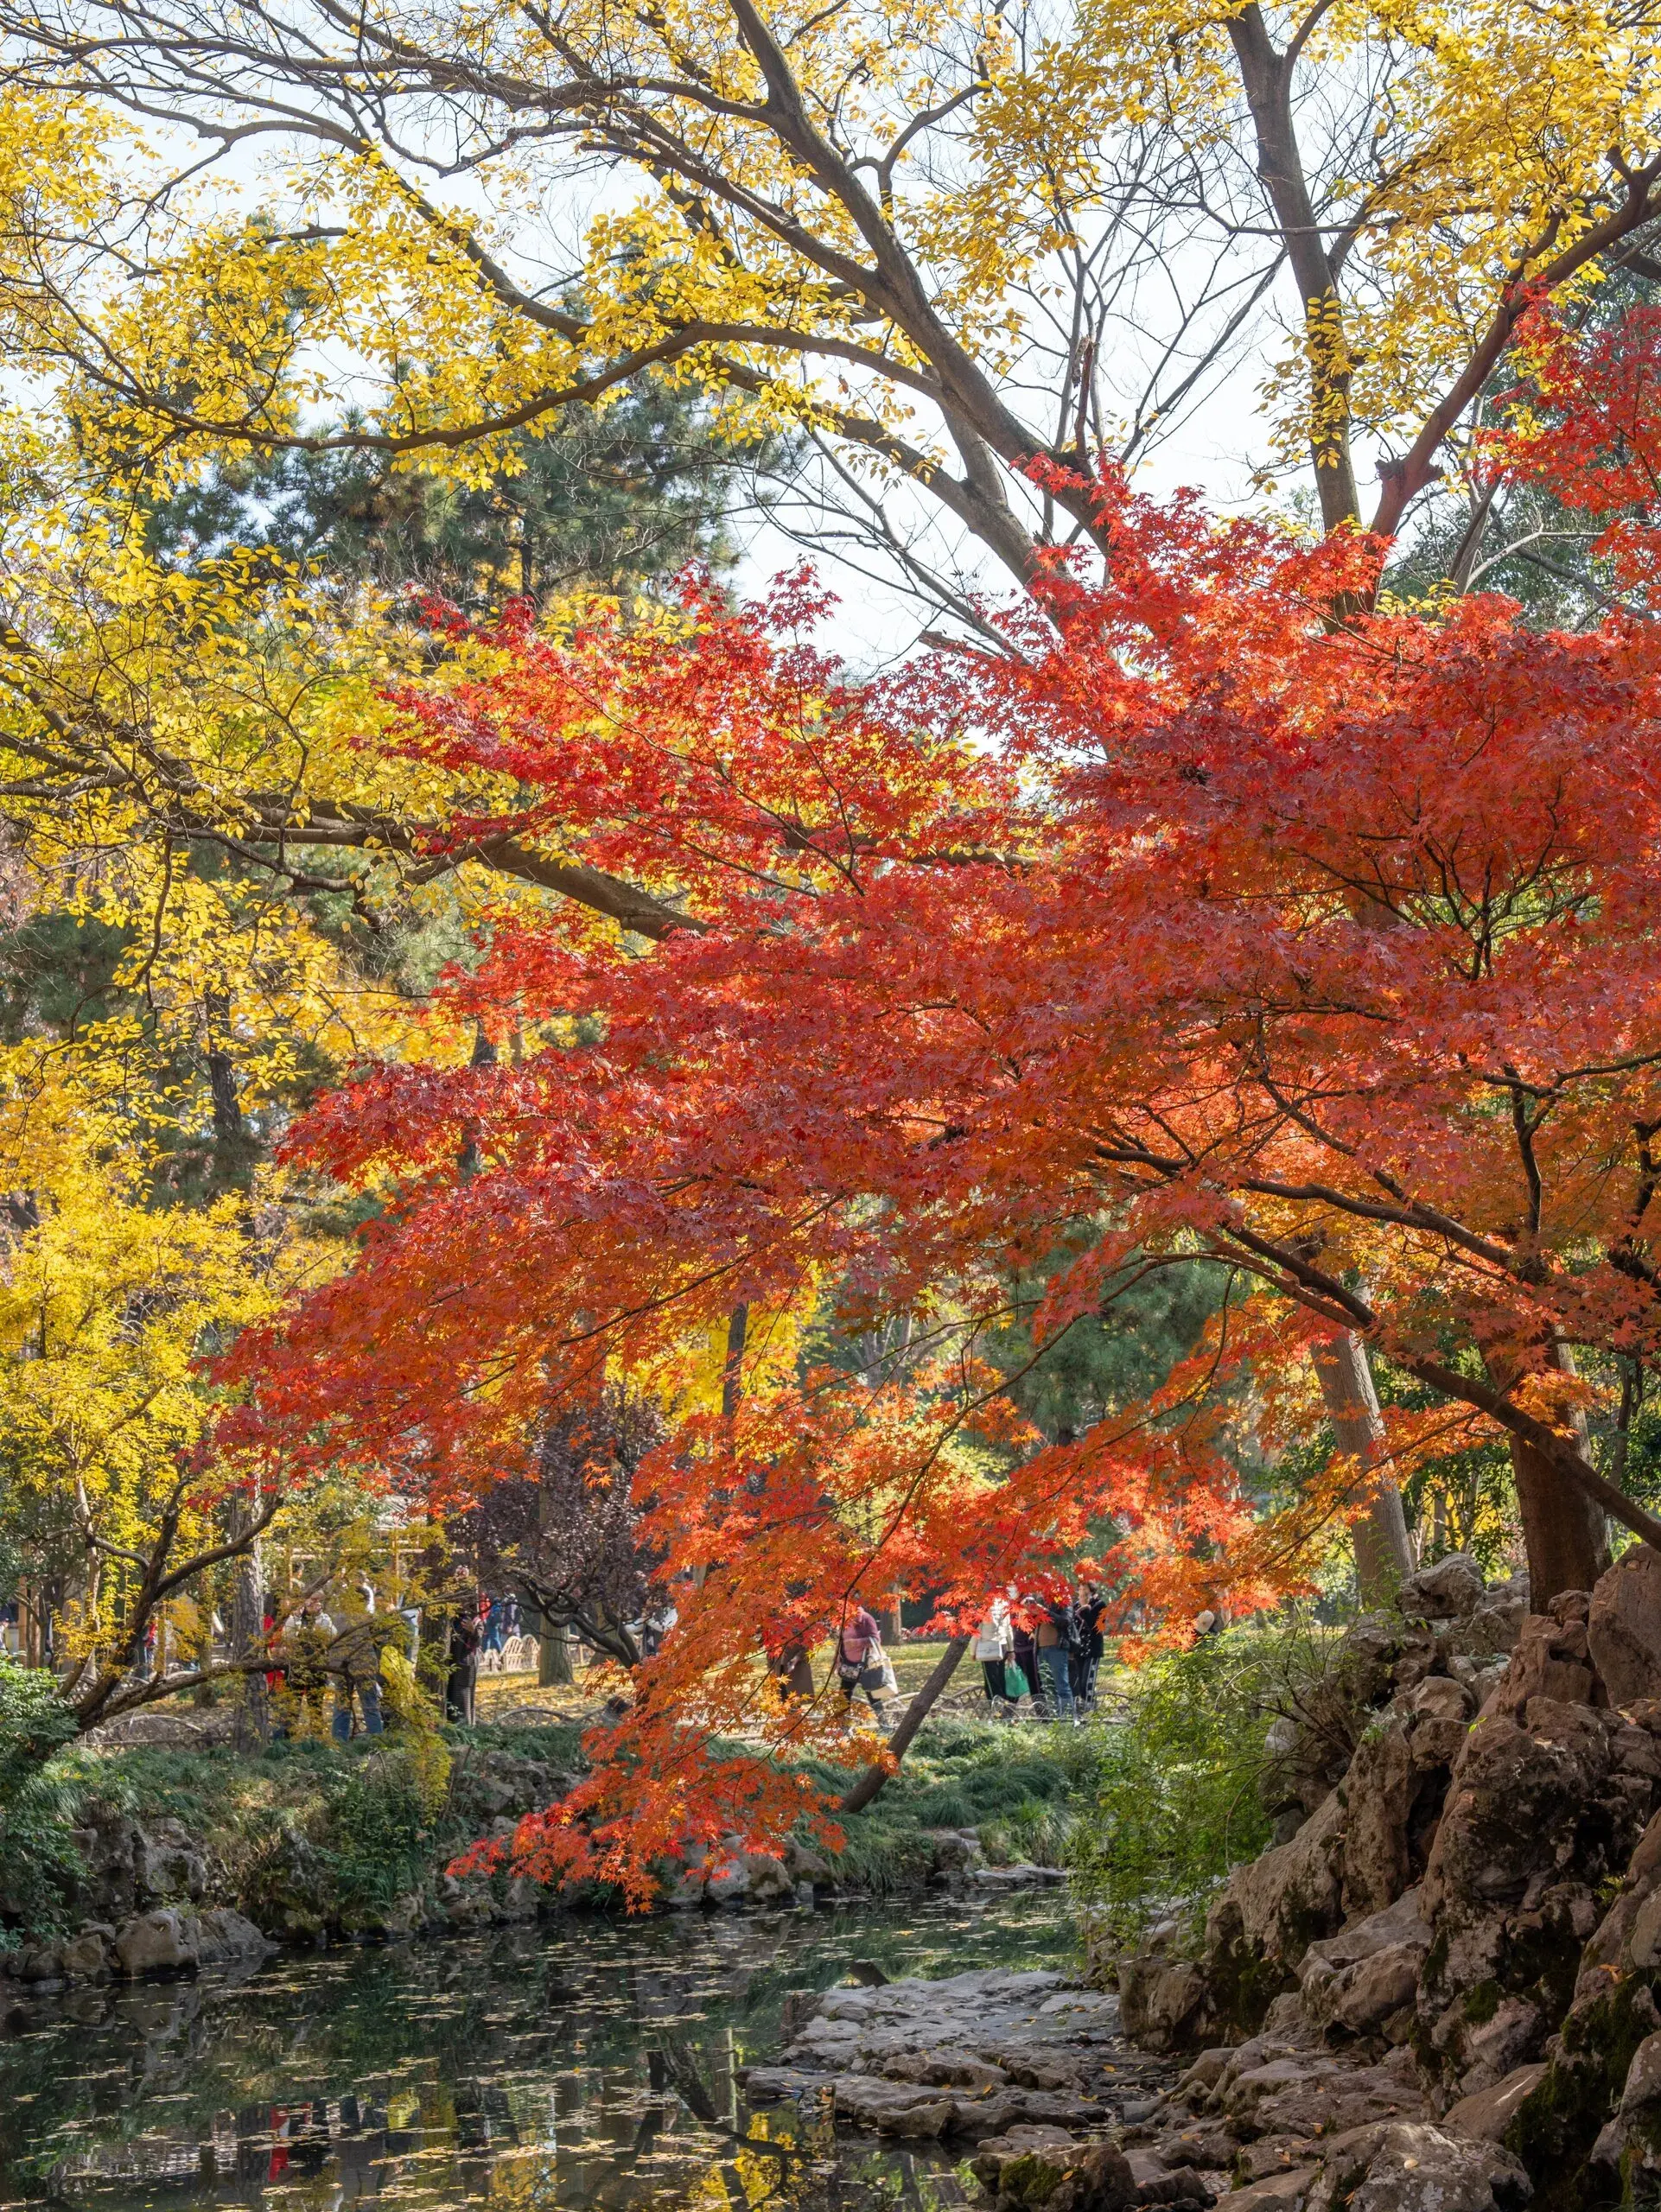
[{"xmin": 982, "ymin": 1658, "xmax": 1010, "ymax": 1703}]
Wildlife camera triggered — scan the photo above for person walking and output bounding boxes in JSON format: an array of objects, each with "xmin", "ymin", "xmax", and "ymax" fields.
[
  {"xmin": 1034, "ymin": 1597, "xmax": 1078, "ymax": 1723},
  {"xmin": 836, "ymin": 1603, "xmax": 893, "ymax": 1726},
  {"xmin": 974, "ymin": 1600, "xmax": 1014, "ymax": 1709}
]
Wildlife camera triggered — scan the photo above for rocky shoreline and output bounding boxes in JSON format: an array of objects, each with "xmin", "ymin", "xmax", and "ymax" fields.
[
  {"xmin": 0, "ymin": 1726, "xmax": 1070, "ymax": 2012},
  {"xmin": 751, "ymin": 1549, "xmax": 1661, "ymax": 2212}
]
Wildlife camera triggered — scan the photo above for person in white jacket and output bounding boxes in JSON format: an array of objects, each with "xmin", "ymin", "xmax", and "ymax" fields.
[{"xmin": 974, "ymin": 1599, "xmax": 1014, "ymax": 1710}]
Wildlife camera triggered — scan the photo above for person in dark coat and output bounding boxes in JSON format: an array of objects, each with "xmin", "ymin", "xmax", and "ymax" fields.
[
  {"xmin": 447, "ymin": 1610, "xmax": 483, "ymax": 1725},
  {"xmin": 1072, "ymin": 1586, "xmax": 1106, "ymax": 1707}
]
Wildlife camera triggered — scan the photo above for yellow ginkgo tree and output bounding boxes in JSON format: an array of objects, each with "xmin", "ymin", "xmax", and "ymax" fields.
[{"xmin": 0, "ymin": 1066, "xmax": 310, "ymax": 1731}]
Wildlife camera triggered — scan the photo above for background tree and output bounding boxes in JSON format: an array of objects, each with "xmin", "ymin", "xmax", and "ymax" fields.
[{"xmin": 455, "ymin": 1389, "xmax": 666, "ymax": 1669}]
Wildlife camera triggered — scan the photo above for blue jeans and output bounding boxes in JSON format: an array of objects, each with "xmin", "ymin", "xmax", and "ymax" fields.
[
  {"xmin": 333, "ymin": 1678, "xmax": 384, "ymax": 1740},
  {"xmin": 1039, "ymin": 1646, "xmax": 1075, "ymax": 1720}
]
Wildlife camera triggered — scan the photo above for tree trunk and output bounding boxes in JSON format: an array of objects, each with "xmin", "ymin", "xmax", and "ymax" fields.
[
  {"xmin": 1225, "ymin": 7, "xmax": 1361, "ymax": 535},
  {"xmin": 1311, "ymin": 1332, "xmax": 1417, "ymax": 1605},
  {"xmin": 231, "ymin": 1544, "xmax": 269, "ymax": 1747},
  {"xmin": 840, "ymin": 1637, "xmax": 970, "ymax": 1814},
  {"xmin": 538, "ymin": 1618, "xmax": 574, "ymax": 1686},
  {"xmin": 1505, "ymin": 1345, "xmax": 1610, "ymax": 1605}
]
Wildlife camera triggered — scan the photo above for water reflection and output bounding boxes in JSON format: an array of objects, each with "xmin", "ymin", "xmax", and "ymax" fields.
[{"xmin": 0, "ymin": 1896, "xmax": 1072, "ymax": 2212}]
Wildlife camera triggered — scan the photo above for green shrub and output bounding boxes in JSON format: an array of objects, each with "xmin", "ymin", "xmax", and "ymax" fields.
[
  {"xmin": 321, "ymin": 1751, "xmax": 432, "ymax": 1913},
  {"xmin": 0, "ymin": 1659, "xmax": 85, "ymax": 1945},
  {"xmin": 0, "ymin": 1656, "xmax": 76, "ymax": 1808},
  {"xmin": 1070, "ymin": 1631, "xmax": 1277, "ymax": 1949}
]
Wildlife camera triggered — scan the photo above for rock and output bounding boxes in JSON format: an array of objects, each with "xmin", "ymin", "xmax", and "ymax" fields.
[
  {"xmin": 1441, "ymin": 2064, "xmax": 1548, "ymax": 2142},
  {"xmin": 114, "ymin": 1907, "xmax": 200, "ymax": 1976},
  {"xmin": 1483, "ymin": 1616, "xmax": 1595, "ymax": 1716},
  {"xmin": 741, "ymin": 2065, "xmax": 826, "ymax": 2101},
  {"xmin": 1418, "ymin": 1694, "xmax": 1658, "ymax": 2096},
  {"xmin": 195, "ymin": 1907, "xmax": 272, "ymax": 1961},
  {"xmin": 59, "ymin": 1927, "xmax": 113, "ymax": 1982},
  {"xmin": 971, "ymin": 2123, "xmax": 1079, "ymax": 2182},
  {"xmin": 1398, "ymin": 1555, "xmax": 1486, "ymax": 1621},
  {"xmin": 878, "ymin": 2095, "xmax": 956, "ymax": 2138},
  {"xmin": 1234, "ymin": 2138, "xmax": 1318, "ymax": 2182},
  {"xmin": 1136, "ymin": 2165, "xmax": 1217, "ymax": 2206},
  {"xmin": 832, "ymin": 2076, "xmax": 954, "ymax": 2131},
  {"xmin": 1225, "ymin": 2050, "xmax": 1425, "ymax": 2140},
  {"xmin": 1399, "ymin": 1675, "xmax": 1475, "ymax": 1770},
  {"xmin": 1303, "ymin": 2121, "xmax": 1531, "ymax": 2212},
  {"xmin": 885, "ymin": 2050, "xmax": 1009, "ymax": 2089},
  {"xmin": 1300, "ymin": 1889, "xmax": 1432, "ymax": 2037},
  {"xmin": 1121, "ymin": 1960, "xmax": 1214, "ymax": 2053},
  {"xmin": 133, "ymin": 1818, "xmax": 208, "ymax": 1905},
  {"xmin": 1340, "ymin": 1725, "xmax": 1417, "ymax": 1918},
  {"xmin": 1589, "ymin": 1546, "xmax": 1661, "ymax": 1708},
  {"xmin": 1215, "ymin": 2171, "xmax": 1319, "ymax": 2212},
  {"xmin": 1173, "ymin": 1792, "xmax": 1347, "ymax": 2048},
  {"xmin": 930, "ymin": 1830, "xmax": 983, "ymax": 1873},
  {"xmin": 783, "ymin": 1837, "xmax": 833, "ymax": 1884},
  {"xmin": 990, "ymin": 2143, "xmax": 1139, "ymax": 2212}
]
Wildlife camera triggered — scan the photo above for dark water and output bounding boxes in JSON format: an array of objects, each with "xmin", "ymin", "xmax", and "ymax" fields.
[{"xmin": 0, "ymin": 1895, "xmax": 1075, "ymax": 2212}]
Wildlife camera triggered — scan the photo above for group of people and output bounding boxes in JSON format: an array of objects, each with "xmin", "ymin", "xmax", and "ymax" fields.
[
  {"xmin": 830, "ymin": 1591, "xmax": 1108, "ymax": 1732},
  {"xmin": 974, "ymin": 1590, "xmax": 1105, "ymax": 1723},
  {"xmin": 271, "ymin": 1584, "xmax": 396, "ymax": 1741},
  {"xmin": 269, "ymin": 1584, "xmax": 524, "ymax": 1738}
]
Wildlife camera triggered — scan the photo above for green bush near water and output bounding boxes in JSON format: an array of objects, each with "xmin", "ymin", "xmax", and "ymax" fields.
[{"xmin": 1068, "ymin": 1632, "xmax": 1282, "ymax": 1951}]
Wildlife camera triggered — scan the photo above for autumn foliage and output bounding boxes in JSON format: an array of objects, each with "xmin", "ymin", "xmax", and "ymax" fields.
[{"xmin": 214, "ymin": 329, "xmax": 1661, "ymax": 1895}]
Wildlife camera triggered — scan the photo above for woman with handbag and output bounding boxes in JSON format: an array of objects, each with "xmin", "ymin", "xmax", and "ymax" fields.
[
  {"xmin": 837, "ymin": 1603, "xmax": 893, "ymax": 1726},
  {"xmin": 974, "ymin": 1600, "xmax": 1015, "ymax": 1710}
]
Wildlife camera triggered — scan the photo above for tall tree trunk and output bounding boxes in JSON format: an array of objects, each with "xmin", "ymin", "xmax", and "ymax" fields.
[
  {"xmin": 840, "ymin": 1637, "xmax": 970, "ymax": 1814},
  {"xmin": 538, "ymin": 1618, "xmax": 575, "ymax": 1686},
  {"xmin": 1225, "ymin": 7, "xmax": 1361, "ymax": 535},
  {"xmin": 232, "ymin": 1540, "xmax": 269, "ymax": 1746},
  {"xmin": 1311, "ymin": 1333, "xmax": 1417, "ymax": 1605},
  {"xmin": 1505, "ymin": 1345, "xmax": 1609, "ymax": 1605}
]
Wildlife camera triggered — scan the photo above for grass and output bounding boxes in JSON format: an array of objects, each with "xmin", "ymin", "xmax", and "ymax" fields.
[{"xmin": 810, "ymin": 1712, "xmax": 1097, "ymax": 1894}]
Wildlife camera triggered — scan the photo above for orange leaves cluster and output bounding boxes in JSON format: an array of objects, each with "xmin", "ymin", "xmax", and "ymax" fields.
[{"xmin": 228, "ymin": 397, "xmax": 1661, "ymax": 1891}]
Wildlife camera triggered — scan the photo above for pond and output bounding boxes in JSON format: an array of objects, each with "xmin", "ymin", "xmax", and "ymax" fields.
[{"xmin": 0, "ymin": 1893, "xmax": 1076, "ymax": 2212}]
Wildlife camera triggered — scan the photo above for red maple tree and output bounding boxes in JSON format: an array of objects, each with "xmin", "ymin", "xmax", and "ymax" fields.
[{"xmin": 229, "ymin": 357, "xmax": 1661, "ymax": 1897}]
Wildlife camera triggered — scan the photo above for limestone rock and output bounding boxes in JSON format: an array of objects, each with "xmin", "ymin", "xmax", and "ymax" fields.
[
  {"xmin": 1120, "ymin": 1960, "xmax": 1213, "ymax": 2054},
  {"xmin": 59, "ymin": 1926, "xmax": 113, "ymax": 1982},
  {"xmin": 196, "ymin": 1907, "xmax": 273, "ymax": 1961},
  {"xmin": 1397, "ymin": 1555, "xmax": 1486, "ymax": 1622},
  {"xmin": 1214, "ymin": 2171, "xmax": 1318, "ymax": 2212},
  {"xmin": 1399, "ymin": 1675, "xmax": 1475, "ymax": 1770},
  {"xmin": 1340, "ymin": 1726, "xmax": 1417, "ymax": 1919},
  {"xmin": 988, "ymin": 2142, "xmax": 1138, "ymax": 2212},
  {"xmin": 1441, "ymin": 2064, "xmax": 1548, "ymax": 2143},
  {"xmin": 133, "ymin": 1817, "xmax": 208, "ymax": 1905},
  {"xmin": 1589, "ymin": 1546, "xmax": 1661, "ymax": 1708},
  {"xmin": 1303, "ymin": 2122, "xmax": 1530, "ymax": 2212},
  {"xmin": 1482, "ymin": 1616, "xmax": 1595, "ymax": 1718},
  {"xmin": 1300, "ymin": 1889, "xmax": 1430, "ymax": 2037},
  {"xmin": 114, "ymin": 1907, "xmax": 200, "ymax": 1976}
]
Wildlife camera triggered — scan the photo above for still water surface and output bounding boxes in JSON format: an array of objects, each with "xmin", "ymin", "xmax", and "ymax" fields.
[{"xmin": 0, "ymin": 1894, "xmax": 1073, "ymax": 2212}]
